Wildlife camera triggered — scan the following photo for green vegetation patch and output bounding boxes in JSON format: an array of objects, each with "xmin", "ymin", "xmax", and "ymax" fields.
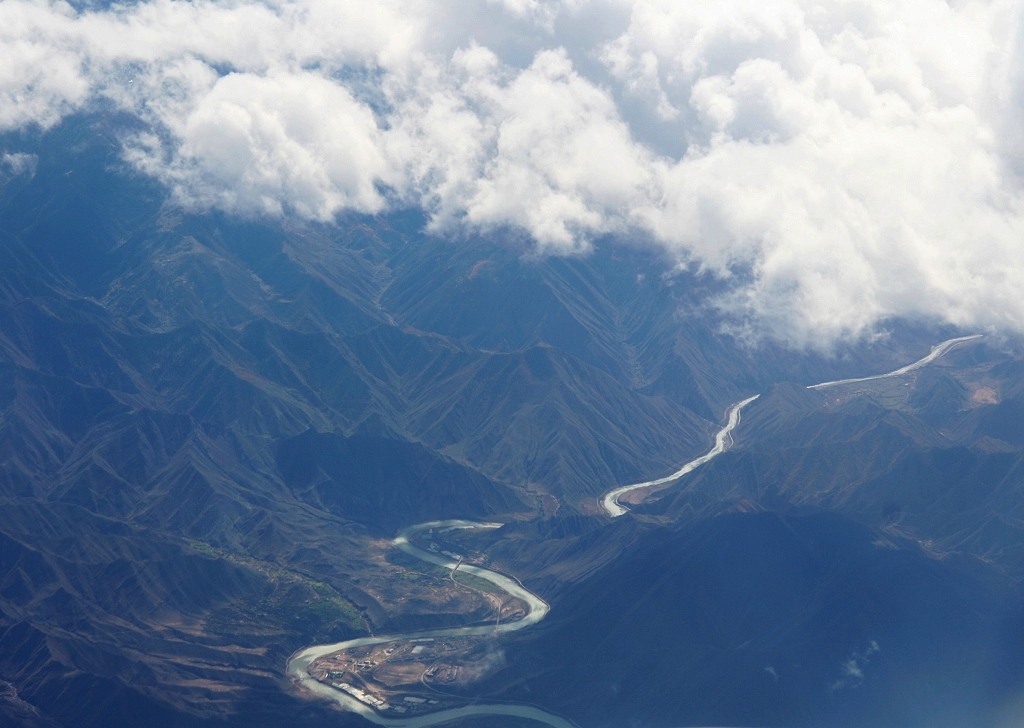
[
  {"xmin": 452, "ymin": 571, "xmax": 505, "ymax": 595},
  {"xmin": 187, "ymin": 539, "xmax": 367, "ymax": 637},
  {"xmin": 386, "ymin": 549, "xmax": 450, "ymax": 579},
  {"xmin": 387, "ymin": 548, "xmax": 508, "ymax": 596}
]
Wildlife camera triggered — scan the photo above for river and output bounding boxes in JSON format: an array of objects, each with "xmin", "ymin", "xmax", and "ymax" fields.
[
  {"xmin": 286, "ymin": 520, "xmax": 576, "ymax": 727},
  {"xmin": 601, "ymin": 395, "xmax": 760, "ymax": 517},
  {"xmin": 600, "ymin": 334, "xmax": 982, "ymax": 517},
  {"xmin": 289, "ymin": 335, "xmax": 982, "ymax": 726}
]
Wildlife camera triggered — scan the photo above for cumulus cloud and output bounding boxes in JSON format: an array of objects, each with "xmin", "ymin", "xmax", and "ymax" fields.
[
  {"xmin": 386, "ymin": 45, "xmax": 657, "ymax": 251},
  {"xmin": 2, "ymin": 0, "xmax": 1024, "ymax": 348},
  {"xmin": 127, "ymin": 71, "xmax": 388, "ymax": 219}
]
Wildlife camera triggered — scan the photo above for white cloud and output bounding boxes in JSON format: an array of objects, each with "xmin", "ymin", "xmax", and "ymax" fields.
[
  {"xmin": 387, "ymin": 46, "xmax": 656, "ymax": 251},
  {"xmin": 830, "ymin": 639, "xmax": 880, "ymax": 691},
  {"xmin": 127, "ymin": 71, "xmax": 388, "ymax": 219},
  {"xmin": 486, "ymin": 0, "xmax": 583, "ymax": 31},
  {"xmin": 2, "ymin": 0, "xmax": 1024, "ymax": 349},
  {"xmin": 0, "ymin": 1, "xmax": 91, "ymax": 129},
  {"xmin": 1, "ymin": 151, "xmax": 37, "ymax": 177}
]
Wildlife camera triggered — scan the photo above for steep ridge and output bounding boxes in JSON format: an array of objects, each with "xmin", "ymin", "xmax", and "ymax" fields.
[
  {"xmin": 601, "ymin": 395, "xmax": 759, "ymax": 516},
  {"xmin": 454, "ymin": 335, "xmax": 1024, "ymax": 728},
  {"xmin": 276, "ymin": 431, "xmax": 525, "ymax": 529},
  {"xmin": 647, "ymin": 338, "xmax": 1024, "ymax": 577},
  {"xmin": 2, "ymin": 114, "xmax": 1020, "ymax": 727},
  {"xmin": 598, "ymin": 336, "xmax": 982, "ymax": 519},
  {"xmin": 496, "ymin": 510, "xmax": 1024, "ymax": 728},
  {"xmin": 285, "ymin": 336, "xmax": 1002, "ymax": 727},
  {"xmin": 0, "ymin": 115, "xmax": 753, "ymax": 724}
]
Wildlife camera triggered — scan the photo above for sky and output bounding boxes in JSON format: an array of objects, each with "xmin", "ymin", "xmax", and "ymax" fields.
[{"xmin": 2, "ymin": 0, "xmax": 1024, "ymax": 349}]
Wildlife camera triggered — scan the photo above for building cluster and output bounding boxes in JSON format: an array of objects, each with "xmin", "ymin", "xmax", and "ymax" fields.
[
  {"xmin": 331, "ymin": 682, "xmax": 392, "ymax": 711},
  {"xmin": 329, "ymin": 681, "xmax": 440, "ymax": 716}
]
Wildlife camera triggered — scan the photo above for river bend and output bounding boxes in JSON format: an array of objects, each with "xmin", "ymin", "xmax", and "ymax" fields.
[
  {"xmin": 287, "ymin": 520, "xmax": 576, "ymax": 728},
  {"xmin": 289, "ymin": 335, "xmax": 981, "ymax": 725},
  {"xmin": 601, "ymin": 395, "xmax": 760, "ymax": 517},
  {"xmin": 599, "ymin": 334, "xmax": 982, "ymax": 517}
]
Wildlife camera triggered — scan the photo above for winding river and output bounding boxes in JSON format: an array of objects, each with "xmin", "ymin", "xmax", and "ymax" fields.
[
  {"xmin": 600, "ymin": 333, "xmax": 983, "ymax": 517},
  {"xmin": 807, "ymin": 335, "xmax": 983, "ymax": 390},
  {"xmin": 289, "ymin": 335, "xmax": 982, "ymax": 726},
  {"xmin": 287, "ymin": 520, "xmax": 577, "ymax": 728},
  {"xmin": 601, "ymin": 395, "xmax": 761, "ymax": 517}
]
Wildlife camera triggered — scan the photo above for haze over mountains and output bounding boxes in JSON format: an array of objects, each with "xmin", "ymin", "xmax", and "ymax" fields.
[
  {"xmin": 6, "ymin": 0, "xmax": 1024, "ymax": 346},
  {"xmin": 479, "ymin": 342, "xmax": 1024, "ymax": 727},
  {"xmin": 4, "ymin": 1, "xmax": 1024, "ymax": 727},
  {"xmin": 2, "ymin": 113, "xmax": 1024, "ymax": 727}
]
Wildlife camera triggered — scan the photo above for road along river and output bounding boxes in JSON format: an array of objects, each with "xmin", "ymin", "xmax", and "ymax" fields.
[{"xmin": 287, "ymin": 520, "xmax": 578, "ymax": 728}]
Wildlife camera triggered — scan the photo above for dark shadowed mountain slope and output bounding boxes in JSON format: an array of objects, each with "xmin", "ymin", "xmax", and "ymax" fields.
[
  {"xmin": 276, "ymin": 430, "xmax": 524, "ymax": 528},
  {"xmin": 1, "ymin": 113, "xmax": 1017, "ymax": 727},
  {"xmin": 491, "ymin": 510, "xmax": 1024, "ymax": 728},
  {"xmin": 644, "ymin": 342, "xmax": 1024, "ymax": 577},
  {"xmin": 0, "ymin": 114, "xmax": 754, "ymax": 724}
]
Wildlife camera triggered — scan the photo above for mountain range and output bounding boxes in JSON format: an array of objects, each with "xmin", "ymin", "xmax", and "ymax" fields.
[{"xmin": 1, "ymin": 114, "xmax": 1022, "ymax": 727}]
